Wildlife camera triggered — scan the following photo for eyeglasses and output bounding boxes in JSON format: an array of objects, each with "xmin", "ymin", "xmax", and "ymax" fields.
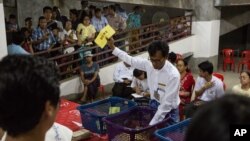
[{"xmin": 148, "ymin": 57, "xmax": 164, "ymax": 64}]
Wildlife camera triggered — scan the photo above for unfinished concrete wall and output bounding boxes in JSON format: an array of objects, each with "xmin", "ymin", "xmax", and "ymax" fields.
[
  {"xmin": 91, "ymin": 0, "xmax": 194, "ymax": 9},
  {"xmin": 194, "ymin": 0, "xmax": 221, "ymax": 21},
  {"xmin": 215, "ymin": 0, "xmax": 250, "ymax": 6},
  {"xmin": 220, "ymin": 6, "xmax": 250, "ymax": 35},
  {"xmin": 14, "ymin": 0, "xmax": 185, "ymax": 27},
  {"xmin": 219, "ymin": 24, "xmax": 248, "ymax": 53}
]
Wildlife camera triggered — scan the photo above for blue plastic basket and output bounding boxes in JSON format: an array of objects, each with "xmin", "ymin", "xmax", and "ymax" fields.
[
  {"xmin": 103, "ymin": 106, "xmax": 171, "ymax": 141},
  {"xmin": 154, "ymin": 119, "xmax": 191, "ymax": 141},
  {"xmin": 77, "ymin": 97, "xmax": 137, "ymax": 134}
]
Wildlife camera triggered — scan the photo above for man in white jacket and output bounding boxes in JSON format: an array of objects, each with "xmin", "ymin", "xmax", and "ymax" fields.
[{"xmin": 107, "ymin": 38, "xmax": 180, "ymax": 125}]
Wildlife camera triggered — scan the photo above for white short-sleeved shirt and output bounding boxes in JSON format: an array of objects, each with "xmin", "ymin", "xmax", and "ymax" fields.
[
  {"xmin": 113, "ymin": 63, "xmax": 134, "ymax": 83},
  {"xmin": 232, "ymin": 84, "xmax": 250, "ymax": 97},
  {"xmin": 131, "ymin": 78, "xmax": 149, "ymax": 93},
  {"xmin": 195, "ymin": 76, "xmax": 225, "ymax": 102}
]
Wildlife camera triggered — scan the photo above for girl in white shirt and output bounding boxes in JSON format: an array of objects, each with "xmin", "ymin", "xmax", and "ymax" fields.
[{"xmin": 131, "ymin": 69, "xmax": 150, "ymax": 97}]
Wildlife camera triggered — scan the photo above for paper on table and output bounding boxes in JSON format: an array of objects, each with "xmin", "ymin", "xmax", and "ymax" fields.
[
  {"xmin": 94, "ymin": 25, "xmax": 116, "ymax": 48},
  {"xmin": 109, "ymin": 107, "xmax": 120, "ymax": 114},
  {"xmin": 132, "ymin": 93, "xmax": 143, "ymax": 98}
]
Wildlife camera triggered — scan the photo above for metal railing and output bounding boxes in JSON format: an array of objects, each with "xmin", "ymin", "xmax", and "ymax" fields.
[{"xmin": 34, "ymin": 15, "xmax": 192, "ymax": 80}]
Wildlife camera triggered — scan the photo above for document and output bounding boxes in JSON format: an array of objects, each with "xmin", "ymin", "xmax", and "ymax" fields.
[{"xmin": 94, "ymin": 25, "xmax": 116, "ymax": 48}]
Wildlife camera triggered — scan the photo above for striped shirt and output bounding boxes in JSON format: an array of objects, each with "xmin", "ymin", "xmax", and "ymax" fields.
[{"xmin": 32, "ymin": 27, "xmax": 56, "ymax": 51}]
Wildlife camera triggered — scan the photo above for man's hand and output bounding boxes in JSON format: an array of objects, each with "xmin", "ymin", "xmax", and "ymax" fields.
[
  {"xmin": 84, "ymin": 80, "xmax": 91, "ymax": 85},
  {"xmin": 135, "ymin": 87, "xmax": 142, "ymax": 94},
  {"xmin": 123, "ymin": 79, "xmax": 131, "ymax": 84},
  {"xmin": 107, "ymin": 37, "xmax": 116, "ymax": 50},
  {"xmin": 77, "ymin": 40, "xmax": 82, "ymax": 46},
  {"xmin": 203, "ymin": 81, "xmax": 214, "ymax": 89}
]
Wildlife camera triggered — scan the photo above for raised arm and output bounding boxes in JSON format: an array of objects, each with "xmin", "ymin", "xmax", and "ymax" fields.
[{"xmin": 107, "ymin": 38, "xmax": 148, "ymax": 71}]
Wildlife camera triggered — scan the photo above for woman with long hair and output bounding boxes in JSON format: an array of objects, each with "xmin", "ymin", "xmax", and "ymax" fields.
[{"xmin": 176, "ymin": 59, "xmax": 195, "ymax": 120}]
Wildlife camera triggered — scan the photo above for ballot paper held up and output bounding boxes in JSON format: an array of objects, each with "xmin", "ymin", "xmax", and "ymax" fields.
[{"xmin": 94, "ymin": 25, "xmax": 115, "ymax": 48}]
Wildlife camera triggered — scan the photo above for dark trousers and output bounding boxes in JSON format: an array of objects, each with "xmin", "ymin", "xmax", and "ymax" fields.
[
  {"xmin": 112, "ymin": 82, "xmax": 135, "ymax": 99},
  {"xmin": 184, "ymin": 100, "xmax": 206, "ymax": 118}
]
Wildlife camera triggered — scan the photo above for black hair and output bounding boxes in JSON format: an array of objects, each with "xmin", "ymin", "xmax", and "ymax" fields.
[
  {"xmin": 109, "ymin": 5, "xmax": 116, "ymax": 12},
  {"xmin": 89, "ymin": 5, "xmax": 96, "ymax": 10},
  {"xmin": 43, "ymin": 6, "xmax": 52, "ymax": 13},
  {"xmin": 11, "ymin": 31, "xmax": 24, "ymax": 45},
  {"xmin": 133, "ymin": 6, "xmax": 141, "ymax": 11},
  {"xmin": 168, "ymin": 52, "xmax": 177, "ymax": 63},
  {"xmin": 80, "ymin": 14, "xmax": 90, "ymax": 22},
  {"xmin": 133, "ymin": 69, "xmax": 147, "ymax": 78},
  {"xmin": 103, "ymin": 6, "xmax": 108, "ymax": 10},
  {"xmin": 81, "ymin": 0, "xmax": 88, "ymax": 6},
  {"xmin": 52, "ymin": 6, "xmax": 59, "ymax": 12},
  {"xmin": 70, "ymin": 9, "xmax": 78, "ymax": 17},
  {"xmin": 198, "ymin": 61, "xmax": 213, "ymax": 74},
  {"xmin": 24, "ymin": 17, "xmax": 32, "ymax": 22},
  {"xmin": 148, "ymin": 40, "xmax": 169, "ymax": 58},
  {"xmin": 95, "ymin": 8, "xmax": 101, "ymax": 14},
  {"xmin": 38, "ymin": 16, "xmax": 46, "ymax": 27},
  {"xmin": 9, "ymin": 14, "xmax": 16, "ymax": 19},
  {"xmin": 241, "ymin": 71, "xmax": 250, "ymax": 78},
  {"xmin": 20, "ymin": 27, "xmax": 29, "ymax": 34},
  {"xmin": 185, "ymin": 94, "xmax": 250, "ymax": 141},
  {"xmin": 39, "ymin": 16, "xmax": 46, "ymax": 22},
  {"xmin": 0, "ymin": 55, "xmax": 60, "ymax": 137},
  {"xmin": 52, "ymin": 6, "xmax": 61, "ymax": 20},
  {"xmin": 63, "ymin": 19, "xmax": 72, "ymax": 28}
]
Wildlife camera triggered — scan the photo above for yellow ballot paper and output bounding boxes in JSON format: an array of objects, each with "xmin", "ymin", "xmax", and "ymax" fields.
[
  {"xmin": 109, "ymin": 107, "xmax": 120, "ymax": 114},
  {"xmin": 94, "ymin": 25, "xmax": 116, "ymax": 48}
]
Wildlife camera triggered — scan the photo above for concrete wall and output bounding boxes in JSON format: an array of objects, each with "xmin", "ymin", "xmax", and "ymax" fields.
[
  {"xmin": 0, "ymin": 1, "xmax": 7, "ymax": 59},
  {"xmin": 91, "ymin": 0, "xmax": 194, "ymax": 9},
  {"xmin": 59, "ymin": 35, "xmax": 196, "ymax": 96},
  {"xmin": 192, "ymin": 20, "xmax": 221, "ymax": 58},
  {"xmin": 220, "ymin": 6, "xmax": 250, "ymax": 35},
  {"xmin": 194, "ymin": 0, "xmax": 221, "ymax": 21},
  {"xmin": 214, "ymin": 0, "xmax": 250, "ymax": 6},
  {"xmin": 14, "ymin": 0, "xmax": 185, "ymax": 27},
  {"xmin": 246, "ymin": 25, "xmax": 250, "ymax": 49},
  {"xmin": 219, "ymin": 24, "xmax": 248, "ymax": 53}
]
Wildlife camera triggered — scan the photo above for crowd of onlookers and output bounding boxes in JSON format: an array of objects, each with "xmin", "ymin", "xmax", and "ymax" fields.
[
  {"xmin": 5, "ymin": 2, "xmax": 193, "ymax": 82},
  {"xmin": 5, "ymin": 3, "xmax": 191, "ymax": 72},
  {"xmin": 5, "ymin": 4, "xmax": 145, "ymax": 55}
]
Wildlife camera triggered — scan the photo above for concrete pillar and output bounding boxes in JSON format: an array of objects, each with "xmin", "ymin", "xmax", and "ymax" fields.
[
  {"xmin": 246, "ymin": 24, "xmax": 250, "ymax": 50},
  {"xmin": 190, "ymin": 0, "xmax": 221, "ymax": 72},
  {"xmin": 0, "ymin": 0, "xmax": 8, "ymax": 59}
]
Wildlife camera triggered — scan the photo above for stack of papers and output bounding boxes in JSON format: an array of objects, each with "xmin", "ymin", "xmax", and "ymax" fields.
[{"xmin": 131, "ymin": 93, "xmax": 143, "ymax": 98}]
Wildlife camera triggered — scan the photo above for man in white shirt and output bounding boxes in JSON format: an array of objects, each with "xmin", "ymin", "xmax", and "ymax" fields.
[
  {"xmin": 185, "ymin": 61, "xmax": 225, "ymax": 118},
  {"xmin": 112, "ymin": 62, "xmax": 135, "ymax": 99},
  {"xmin": 108, "ymin": 38, "xmax": 180, "ymax": 125}
]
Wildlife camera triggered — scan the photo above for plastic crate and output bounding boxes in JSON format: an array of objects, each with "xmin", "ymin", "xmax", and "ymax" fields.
[
  {"xmin": 103, "ymin": 106, "xmax": 171, "ymax": 141},
  {"xmin": 77, "ymin": 97, "xmax": 137, "ymax": 134},
  {"xmin": 133, "ymin": 97, "xmax": 150, "ymax": 106},
  {"xmin": 154, "ymin": 119, "xmax": 191, "ymax": 141}
]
